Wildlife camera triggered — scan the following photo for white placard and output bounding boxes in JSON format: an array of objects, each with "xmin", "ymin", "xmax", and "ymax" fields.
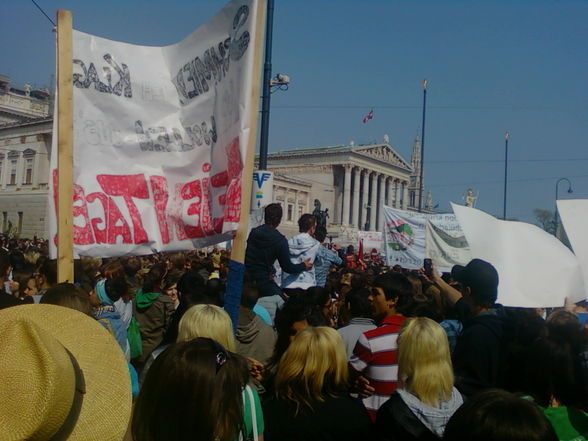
[
  {"xmin": 49, "ymin": 0, "xmax": 260, "ymax": 257},
  {"xmin": 358, "ymin": 231, "xmax": 383, "ymax": 252}
]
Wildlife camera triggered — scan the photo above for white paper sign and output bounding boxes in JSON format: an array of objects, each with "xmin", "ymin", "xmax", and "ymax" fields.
[
  {"xmin": 452, "ymin": 203, "xmax": 585, "ymax": 307},
  {"xmin": 557, "ymin": 199, "xmax": 588, "ymax": 301},
  {"xmin": 358, "ymin": 231, "xmax": 383, "ymax": 252},
  {"xmin": 49, "ymin": 0, "xmax": 260, "ymax": 257}
]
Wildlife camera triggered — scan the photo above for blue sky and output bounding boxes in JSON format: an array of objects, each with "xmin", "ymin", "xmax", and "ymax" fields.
[{"xmin": 2, "ymin": 0, "xmax": 587, "ymax": 223}]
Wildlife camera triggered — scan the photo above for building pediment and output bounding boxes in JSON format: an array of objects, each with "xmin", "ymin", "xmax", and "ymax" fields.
[
  {"xmin": 353, "ymin": 144, "xmax": 412, "ymax": 171},
  {"xmin": 22, "ymin": 148, "xmax": 36, "ymax": 156}
]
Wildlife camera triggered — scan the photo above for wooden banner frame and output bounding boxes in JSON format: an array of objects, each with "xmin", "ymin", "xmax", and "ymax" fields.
[{"xmin": 56, "ymin": 10, "xmax": 74, "ymax": 283}]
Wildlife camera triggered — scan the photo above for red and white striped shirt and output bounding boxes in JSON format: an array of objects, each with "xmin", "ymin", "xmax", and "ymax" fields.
[{"xmin": 349, "ymin": 315, "xmax": 406, "ymax": 422}]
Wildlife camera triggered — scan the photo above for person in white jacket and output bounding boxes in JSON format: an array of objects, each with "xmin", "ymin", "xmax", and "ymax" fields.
[{"xmin": 282, "ymin": 214, "xmax": 321, "ymax": 290}]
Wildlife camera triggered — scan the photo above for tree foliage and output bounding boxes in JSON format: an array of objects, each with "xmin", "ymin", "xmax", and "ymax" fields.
[{"xmin": 533, "ymin": 208, "xmax": 556, "ymax": 235}]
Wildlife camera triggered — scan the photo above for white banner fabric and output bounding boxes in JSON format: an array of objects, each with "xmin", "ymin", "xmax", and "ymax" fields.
[
  {"xmin": 49, "ymin": 0, "xmax": 260, "ymax": 257},
  {"xmin": 383, "ymin": 206, "xmax": 426, "ymax": 269},
  {"xmin": 557, "ymin": 200, "xmax": 588, "ymax": 301},
  {"xmin": 382, "ymin": 206, "xmax": 466, "ymax": 270},
  {"xmin": 425, "ymin": 219, "xmax": 471, "ymax": 273},
  {"xmin": 452, "ymin": 203, "xmax": 585, "ymax": 307}
]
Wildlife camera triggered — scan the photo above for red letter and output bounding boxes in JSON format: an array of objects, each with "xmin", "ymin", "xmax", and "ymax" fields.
[
  {"xmin": 200, "ymin": 177, "xmax": 215, "ymax": 236},
  {"xmin": 86, "ymin": 192, "xmax": 109, "ymax": 244},
  {"xmin": 73, "ymin": 185, "xmax": 95, "ymax": 245},
  {"xmin": 223, "ymin": 138, "xmax": 243, "ymax": 223},
  {"xmin": 181, "ymin": 179, "xmax": 204, "ymax": 239},
  {"xmin": 97, "ymin": 174, "xmax": 149, "ymax": 244},
  {"xmin": 150, "ymin": 176, "xmax": 171, "ymax": 244}
]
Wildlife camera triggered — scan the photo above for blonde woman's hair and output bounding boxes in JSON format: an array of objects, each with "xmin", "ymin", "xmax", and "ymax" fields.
[
  {"xmin": 398, "ymin": 317, "xmax": 454, "ymax": 407},
  {"xmin": 275, "ymin": 326, "xmax": 348, "ymax": 412},
  {"xmin": 177, "ymin": 304, "xmax": 235, "ymax": 351}
]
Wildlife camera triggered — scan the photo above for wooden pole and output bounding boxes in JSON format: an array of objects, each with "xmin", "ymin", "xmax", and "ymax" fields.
[
  {"xmin": 231, "ymin": 0, "xmax": 267, "ymax": 261},
  {"xmin": 224, "ymin": 0, "xmax": 267, "ymax": 328},
  {"xmin": 56, "ymin": 10, "xmax": 74, "ymax": 283}
]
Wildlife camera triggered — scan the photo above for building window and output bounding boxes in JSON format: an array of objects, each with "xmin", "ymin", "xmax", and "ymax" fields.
[
  {"xmin": 23, "ymin": 158, "xmax": 33, "ymax": 185},
  {"xmin": 2, "ymin": 212, "xmax": 6, "ymax": 232},
  {"xmin": 18, "ymin": 212, "xmax": 23, "ymax": 234},
  {"xmin": 9, "ymin": 160, "xmax": 17, "ymax": 185},
  {"xmin": 287, "ymin": 204, "xmax": 293, "ymax": 222}
]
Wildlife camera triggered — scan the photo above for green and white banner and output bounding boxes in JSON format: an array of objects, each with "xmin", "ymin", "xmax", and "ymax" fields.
[{"xmin": 382, "ymin": 205, "xmax": 469, "ymax": 271}]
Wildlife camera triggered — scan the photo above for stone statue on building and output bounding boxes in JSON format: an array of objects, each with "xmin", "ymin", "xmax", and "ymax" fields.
[
  {"xmin": 313, "ymin": 199, "xmax": 329, "ymax": 233},
  {"xmin": 426, "ymin": 190, "xmax": 433, "ymax": 210},
  {"xmin": 463, "ymin": 188, "xmax": 478, "ymax": 208}
]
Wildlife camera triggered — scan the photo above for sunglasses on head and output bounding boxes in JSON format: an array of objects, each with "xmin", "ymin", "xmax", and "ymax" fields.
[{"xmin": 211, "ymin": 340, "xmax": 228, "ymax": 373}]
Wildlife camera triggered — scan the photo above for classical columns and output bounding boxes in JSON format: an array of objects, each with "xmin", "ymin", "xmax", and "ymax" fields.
[
  {"xmin": 342, "ymin": 165, "xmax": 352, "ymax": 226},
  {"xmin": 377, "ymin": 174, "xmax": 386, "ymax": 231},
  {"xmin": 369, "ymin": 172, "xmax": 377, "ymax": 231},
  {"xmin": 361, "ymin": 170, "xmax": 369, "ymax": 230},
  {"xmin": 352, "ymin": 167, "xmax": 360, "ymax": 227},
  {"xmin": 387, "ymin": 177, "xmax": 394, "ymax": 207},
  {"xmin": 402, "ymin": 181, "xmax": 409, "ymax": 209},
  {"xmin": 394, "ymin": 179, "xmax": 400, "ymax": 207}
]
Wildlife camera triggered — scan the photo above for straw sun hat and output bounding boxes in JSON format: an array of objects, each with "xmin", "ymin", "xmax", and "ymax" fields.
[{"xmin": 0, "ymin": 304, "xmax": 132, "ymax": 441}]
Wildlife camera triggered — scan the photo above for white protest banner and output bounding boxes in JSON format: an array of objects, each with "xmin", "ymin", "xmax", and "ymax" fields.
[
  {"xmin": 383, "ymin": 205, "xmax": 465, "ymax": 270},
  {"xmin": 358, "ymin": 231, "xmax": 383, "ymax": 252},
  {"xmin": 49, "ymin": 0, "xmax": 260, "ymax": 258},
  {"xmin": 425, "ymin": 218, "xmax": 470, "ymax": 273},
  {"xmin": 452, "ymin": 203, "xmax": 585, "ymax": 307},
  {"xmin": 383, "ymin": 206, "xmax": 426, "ymax": 269},
  {"xmin": 557, "ymin": 200, "xmax": 588, "ymax": 300}
]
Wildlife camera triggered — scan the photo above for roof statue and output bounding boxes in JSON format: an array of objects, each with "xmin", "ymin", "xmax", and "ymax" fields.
[{"xmin": 463, "ymin": 188, "xmax": 478, "ymax": 208}]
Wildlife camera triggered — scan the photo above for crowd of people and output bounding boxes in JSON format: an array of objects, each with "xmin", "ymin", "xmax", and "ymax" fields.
[{"xmin": 2, "ymin": 202, "xmax": 588, "ymax": 440}]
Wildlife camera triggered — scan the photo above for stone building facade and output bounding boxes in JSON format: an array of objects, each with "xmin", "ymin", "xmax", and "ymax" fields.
[
  {"xmin": 0, "ymin": 75, "xmax": 52, "ymax": 238},
  {"xmin": 262, "ymin": 140, "xmax": 432, "ymax": 242}
]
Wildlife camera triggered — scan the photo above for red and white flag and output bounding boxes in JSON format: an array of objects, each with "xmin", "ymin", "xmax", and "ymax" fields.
[{"xmin": 362, "ymin": 109, "xmax": 374, "ymax": 124}]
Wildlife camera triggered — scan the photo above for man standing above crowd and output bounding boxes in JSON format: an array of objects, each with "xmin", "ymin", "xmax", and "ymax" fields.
[
  {"xmin": 281, "ymin": 214, "xmax": 321, "ymax": 291},
  {"xmin": 245, "ymin": 203, "xmax": 312, "ymax": 321}
]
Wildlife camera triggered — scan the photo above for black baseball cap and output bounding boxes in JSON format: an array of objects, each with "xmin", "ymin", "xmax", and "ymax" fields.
[{"xmin": 451, "ymin": 259, "xmax": 499, "ymax": 305}]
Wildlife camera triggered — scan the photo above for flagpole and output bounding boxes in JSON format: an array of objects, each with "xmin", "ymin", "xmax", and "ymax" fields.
[
  {"xmin": 418, "ymin": 79, "xmax": 427, "ymax": 213},
  {"xmin": 503, "ymin": 132, "xmax": 509, "ymax": 220},
  {"xmin": 225, "ymin": 0, "xmax": 267, "ymax": 330},
  {"xmin": 56, "ymin": 10, "xmax": 74, "ymax": 283}
]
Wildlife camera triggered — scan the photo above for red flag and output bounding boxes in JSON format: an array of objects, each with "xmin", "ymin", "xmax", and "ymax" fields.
[
  {"xmin": 358, "ymin": 239, "xmax": 366, "ymax": 269},
  {"xmin": 362, "ymin": 109, "xmax": 374, "ymax": 123}
]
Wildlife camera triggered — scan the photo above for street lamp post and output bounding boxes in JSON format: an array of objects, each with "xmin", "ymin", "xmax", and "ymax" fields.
[
  {"xmin": 258, "ymin": 0, "xmax": 275, "ymax": 171},
  {"xmin": 418, "ymin": 79, "xmax": 427, "ymax": 212},
  {"xmin": 554, "ymin": 178, "xmax": 573, "ymax": 236},
  {"xmin": 503, "ymin": 132, "xmax": 509, "ymax": 220}
]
